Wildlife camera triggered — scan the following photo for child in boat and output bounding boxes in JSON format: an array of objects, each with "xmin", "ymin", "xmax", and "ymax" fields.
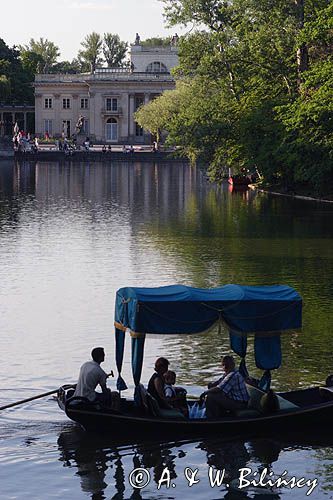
[{"xmin": 164, "ymin": 370, "xmax": 188, "ymax": 416}]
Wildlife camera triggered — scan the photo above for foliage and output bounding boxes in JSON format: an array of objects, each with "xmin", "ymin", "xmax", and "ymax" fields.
[
  {"xmin": 133, "ymin": 0, "xmax": 333, "ymax": 192},
  {"xmin": 103, "ymin": 34, "xmax": 128, "ymax": 67},
  {"xmin": 49, "ymin": 60, "xmax": 82, "ymax": 74},
  {"xmin": 78, "ymin": 32, "xmax": 103, "ymax": 73},
  {"xmin": 140, "ymin": 37, "xmax": 172, "ymax": 47},
  {"xmin": 0, "ymin": 38, "xmax": 33, "ymax": 103},
  {"xmin": 135, "ymin": 83, "xmax": 188, "ymax": 143},
  {"xmin": 20, "ymin": 38, "xmax": 60, "ymax": 72}
]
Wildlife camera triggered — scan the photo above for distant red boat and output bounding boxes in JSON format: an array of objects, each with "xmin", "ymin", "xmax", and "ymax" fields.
[{"xmin": 228, "ymin": 175, "xmax": 252, "ymax": 186}]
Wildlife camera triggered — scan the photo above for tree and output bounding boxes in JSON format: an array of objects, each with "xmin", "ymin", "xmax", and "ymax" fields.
[
  {"xmin": 0, "ymin": 38, "xmax": 33, "ymax": 103},
  {"xmin": 103, "ymin": 33, "xmax": 127, "ymax": 67},
  {"xmin": 0, "ymin": 74, "xmax": 11, "ymax": 101},
  {"xmin": 140, "ymin": 37, "xmax": 172, "ymax": 47},
  {"xmin": 134, "ymin": 88, "xmax": 180, "ymax": 144},
  {"xmin": 152, "ymin": 0, "xmax": 333, "ymax": 192},
  {"xmin": 20, "ymin": 38, "xmax": 60, "ymax": 72},
  {"xmin": 49, "ymin": 60, "xmax": 81, "ymax": 74},
  {"xmin": 20, "ymin": 50, "xmax": 45, "ymax": 78},
  {"xmin": 78, "ymin": 32, "xmax": 103, "ymax": 73}
]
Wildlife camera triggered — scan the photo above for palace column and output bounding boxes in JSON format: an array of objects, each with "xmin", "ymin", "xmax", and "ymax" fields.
[
  {"xmin": 128, "ymin": 93, "xmax": 135, "ymax": 141},
  {"xmin": 34, "ymin": 94, "xmax": 42, "ymax": 136},
  {"xmin": 88, "ymin": 91, "xmax": 97, "ymax": 141},
  {"xmin": 72, "ymin": 94, "xmax": 79, "ymax": 136},
  {"xmin": 54, "ymin": 94, "xmax": 61, "ymax": 136},
  {"xmin": 143, "ymin": 93, "xmax": 151, "ymax": 144}
]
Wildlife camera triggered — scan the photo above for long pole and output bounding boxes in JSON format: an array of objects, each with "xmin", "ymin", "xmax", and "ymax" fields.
[
  {"xmin": 0, "ymin": 388, "xmax": 65, "ymax": 412},
  {"xmin": 0, "ymin": 371, "xmax": 114, "ymax": 412}
]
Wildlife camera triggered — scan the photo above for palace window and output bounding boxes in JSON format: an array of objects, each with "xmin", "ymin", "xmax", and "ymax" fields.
[
  {"xmin": 44, "ymin": 98, "xmax": 53, "ymax": 109},
  {"xmin": 44, "ymin": 119, "xmax": 52, "ymax": 135},
  {"xmin": 105, "ymin": 118, "xmax": 118, "ymax": 141},
  {"xmin": 135, "ymin": 123, "xmax": 143, "ymax": 137},
  {"xmin": 80, "ymin": 98, "xmax": 89, "ymax": 109},
  {"xmin": 106, "ymin": 97, "xmax": 118, "ymax": 112},
  {"xmin": 62, "ymin": 98, "xmax": 71, "ymax": 109},
  {"xmin": 135, "ymin": 96, "xmax": 144, "ymax": 111},
  {"xmin": 146, "ymin": 61, "xmax": 168, "ymax": 73}
]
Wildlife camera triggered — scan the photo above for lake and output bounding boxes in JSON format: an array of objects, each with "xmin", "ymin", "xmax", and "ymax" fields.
[{"xmin": 0, "ymin": 160, "xmax": 333, "ymax": 499}]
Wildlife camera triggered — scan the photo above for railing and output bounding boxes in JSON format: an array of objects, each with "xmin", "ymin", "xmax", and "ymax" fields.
[
  {"xmin": 101, "ymin": 107, "xmax": 123, "ymax": 115},
  {"xmin": 35, "ymin": 72, "xmax": 174, "ymax": 83},
  {"xmin": 95, "ymin": 67, "xmax": 129, "ymax": 74}
]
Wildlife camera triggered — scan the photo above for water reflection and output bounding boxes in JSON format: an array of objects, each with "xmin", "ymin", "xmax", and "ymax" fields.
[
  {"xmin": 1, "ymin": 160, "xmax": 333, "ymax": 498},
  {"xmin": 0, "ymin": 160, "xmax": 333, "ymax": 391},
  {"xmin": 57, "ymin": 426, "xmax": 304, "ymax": 499}
]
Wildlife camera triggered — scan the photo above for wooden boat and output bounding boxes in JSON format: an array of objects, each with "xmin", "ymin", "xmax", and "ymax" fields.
[
  {"xmin": 58, "ymin": 384, "xmax": 333, "ymax": 437},
  {"xmin": 57, "ymin": 284, "xmax": 332, "ymax": 437}
]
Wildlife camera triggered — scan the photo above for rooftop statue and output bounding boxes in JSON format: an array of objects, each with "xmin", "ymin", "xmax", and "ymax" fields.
[
  {"xmin": 171, "ymin": 33, "xmax": 179, "ymax": 46},
  {"xmin": 134, "ymin": 33, "xmax": 141, "ymax": 46}
]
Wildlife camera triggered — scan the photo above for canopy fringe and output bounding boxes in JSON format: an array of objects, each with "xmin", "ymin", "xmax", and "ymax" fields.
[{"xmin": 114, "ymin": 321, "xmax": 127, "ymax": 332}]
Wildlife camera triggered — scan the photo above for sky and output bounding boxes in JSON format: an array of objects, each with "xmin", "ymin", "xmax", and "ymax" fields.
[{"xmin": 2, "ymin": 0, "xmax": 185, "ymax": 60}]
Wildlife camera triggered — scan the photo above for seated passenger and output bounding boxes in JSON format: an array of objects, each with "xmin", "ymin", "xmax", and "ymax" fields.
[
  {"xmin": 74, "ymin": 347, "xmax": 113, "ymax": 404},
  {"xmin": 200, "ymin": 355, "xmax": 249, "ymax": 417},
  {"xmin": 164, "ymin": 370, "xmax": 188, "ymax": 416},
  {"xmin": 147, "ymin": 357, "xmax": 172, "ymax": 409},
  {"xmin": 164, "ymin": 370, "xmax": 177, "ymax": 398}
]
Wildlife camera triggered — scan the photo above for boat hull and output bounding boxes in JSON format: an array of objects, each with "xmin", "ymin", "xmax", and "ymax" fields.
[{"xmin": 64, "ymin": 400, "xmax": 333, "ymax": 439}]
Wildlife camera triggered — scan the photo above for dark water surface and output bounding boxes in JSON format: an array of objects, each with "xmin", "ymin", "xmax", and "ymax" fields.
[{"xmin": 0, "ymin": 161, "xmax": 333, "ymax": 499}]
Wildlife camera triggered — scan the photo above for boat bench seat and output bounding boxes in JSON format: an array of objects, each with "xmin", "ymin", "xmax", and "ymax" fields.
[
  {"xmin": 246, "ymin": 384, "xmax": 299, "ymax": 414},
  {"xmin": 146, "ymin": 393, "xmax": 186, "ymax": 420},
  {"xmin": 134, "ymin": 384, "xmax": 186, "ymax": 419}
]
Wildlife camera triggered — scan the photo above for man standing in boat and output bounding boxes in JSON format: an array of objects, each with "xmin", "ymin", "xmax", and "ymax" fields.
[
  {"xmin": 200, "ymin": 355, "xmax": 249, "ymax": 417},
  {"xmin": 74, "ymin": 347, "xmax": 112, "ymax": 403}
]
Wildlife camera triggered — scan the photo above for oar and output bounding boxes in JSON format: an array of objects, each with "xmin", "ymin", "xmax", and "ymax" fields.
[
  {"xmin": 0, "ymin": 371, "xmax": 115, "ymax": 412},
  {"xmin": 0, "ymin": 388, "xmax": 66, "ymax": 411}
]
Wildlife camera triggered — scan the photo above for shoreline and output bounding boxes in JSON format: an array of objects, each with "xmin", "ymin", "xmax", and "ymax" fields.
[
  {"xmin": 7, "ymin": 150, "xmax": 187, "ymax": 163},
  {"xmin": 249, "ymin": 185, "xmax": 333, "ymax": 204}
]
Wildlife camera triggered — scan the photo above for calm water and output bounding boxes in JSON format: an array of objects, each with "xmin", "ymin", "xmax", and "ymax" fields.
[{"xmin": 0, "ymin": 160, "xmax": 333, "ymax": 499}]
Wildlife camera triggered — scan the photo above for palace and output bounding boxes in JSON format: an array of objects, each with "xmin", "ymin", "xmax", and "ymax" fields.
[{"xmin": 34, "ymin": 40, "xmax": 178, "ymax": 144}]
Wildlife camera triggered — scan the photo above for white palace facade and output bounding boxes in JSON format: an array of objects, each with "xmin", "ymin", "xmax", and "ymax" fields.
[{"xmin": 34, "ymin": 42, "xmax": 178, "ymax": 144}]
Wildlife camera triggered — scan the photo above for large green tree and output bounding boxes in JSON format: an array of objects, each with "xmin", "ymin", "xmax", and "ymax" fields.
[
  {"xmin": 20, "ymin": 38, "xmax": 60, "ymax": 72},
  {"xmin": 78, "ymin": 32, "xmax": 103, "ymax": 73},
  {"xmin": 103, "ymin": 33, "xmax": 127, "ymax": 67},
  {"xmin": 0, "ymin": 38, "xmax": 33, "ymax": 103},
  {"xmin": 136, "ymin": 0, "xmax": 333, "ymax": 192}
]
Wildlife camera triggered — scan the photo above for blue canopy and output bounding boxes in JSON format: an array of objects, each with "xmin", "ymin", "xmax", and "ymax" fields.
[{"xmin": 114, "ymin": 284, "xmax": 302, "ymax": 390}]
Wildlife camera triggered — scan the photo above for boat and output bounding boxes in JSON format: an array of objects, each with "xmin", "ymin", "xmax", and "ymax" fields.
[
  {"xmin": 228, "ymin": 175, "xmax": 252, "ymax": 186},
  {"xmin": 57, "ymin": 284, "xmax": 333, "ymax": 437}
]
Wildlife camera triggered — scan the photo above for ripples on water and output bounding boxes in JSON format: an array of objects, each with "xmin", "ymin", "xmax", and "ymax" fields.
[{"xmin": 0, "ymin": 160, "xmax": 333, "ymax": 498}]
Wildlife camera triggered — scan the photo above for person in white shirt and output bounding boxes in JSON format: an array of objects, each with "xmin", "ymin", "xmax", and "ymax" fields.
[
  {"xmin": 163, "ymin": 370, "xmax": 188, "ymax": 416},
  {"xmin": 74, "ymin": 347, "xmax": 111, "ymax": 402}
]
